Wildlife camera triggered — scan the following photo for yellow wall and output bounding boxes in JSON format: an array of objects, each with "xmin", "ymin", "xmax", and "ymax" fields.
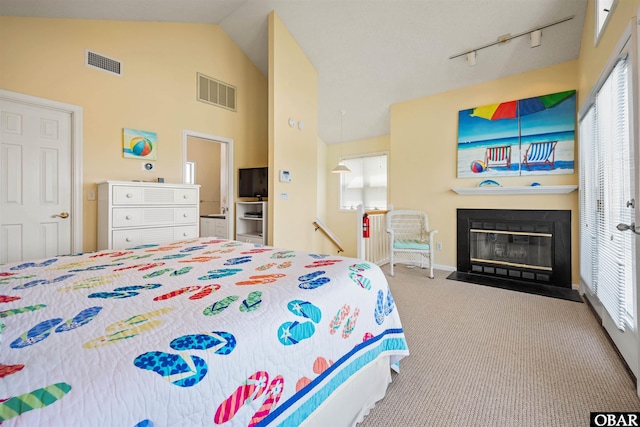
[
  {"xmin": 268, "ymin": 12, "xmax": 323, "ymax": 252},
  {"xmin": 186, "ymin": 136, "xmax": 221, "ymax": 215},
  {"xmin": 326, "ymin": 135, "xmax": 390, "ymax": 256},
  {"xmin": 389, "ymin": 61, "xmax": 579, "ymax": 281},
  {"xmin": 0, "ymin": 17, "xmax": 268, "ymax": 252},
  {"xmin": 578, "ymin": 0, "xmax": 639, "ymax": 103}
]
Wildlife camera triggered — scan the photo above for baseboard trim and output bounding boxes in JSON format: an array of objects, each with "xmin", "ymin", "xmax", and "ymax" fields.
[{"xmin": 583, "ymin": 296, "xmax": 637, "ymax": 388}]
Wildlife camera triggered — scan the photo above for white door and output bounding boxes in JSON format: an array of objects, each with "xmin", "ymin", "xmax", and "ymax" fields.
[{"xmin": 1, "ymin": 100, "xmax": 72, "ymax": 263}]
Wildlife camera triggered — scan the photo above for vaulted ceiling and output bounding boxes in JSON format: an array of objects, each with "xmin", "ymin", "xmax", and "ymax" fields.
[{"xmin": 0, "ymin": 0, "xmax": 588, "ymax": 143}]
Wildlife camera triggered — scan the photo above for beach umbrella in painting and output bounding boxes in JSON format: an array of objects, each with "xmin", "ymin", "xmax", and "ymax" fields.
[{"xmin": 470, "ymin": 90, "xmax": 575, "ymax": 120}]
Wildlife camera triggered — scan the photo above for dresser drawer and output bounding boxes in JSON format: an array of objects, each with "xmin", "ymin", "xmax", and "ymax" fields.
[
  {"xmin": 173, "ymin": 225, "xmax": 198, "ymax": 240},
  {"xmin": 112, "ymin": 186, "xmax": 198, "ymax": 206},
  {"xmin": 112, "ymin": 227, "xmax": 177, "ymax": 249},
  {"xmin": 112, "ymin": 207, "xmax": 197, "ymax": 228}
]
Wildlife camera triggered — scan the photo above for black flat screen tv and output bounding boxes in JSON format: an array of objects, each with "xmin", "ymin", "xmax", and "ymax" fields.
[{"xmin": 238, "ymin": 167, "xmax": 268, "ymax": 199}]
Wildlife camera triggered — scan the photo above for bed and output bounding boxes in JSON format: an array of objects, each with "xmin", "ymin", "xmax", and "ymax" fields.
[{"xmin": 1, "ymin": 237, "xmax": 408, "ymax": 426}]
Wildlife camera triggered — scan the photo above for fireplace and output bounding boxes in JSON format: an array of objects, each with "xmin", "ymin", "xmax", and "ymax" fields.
[{"xmin": 448, "ymin": 209, "xmax": 580, "ymax": 301}]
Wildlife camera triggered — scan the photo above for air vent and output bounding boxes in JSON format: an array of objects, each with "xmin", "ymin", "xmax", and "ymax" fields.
[
  {"xmin": 85, "ymin": 49, "xmax": 122, "ymax": 76},
  {"xmin": 197, "ymin": 73, "xmax": 236, "ymax": 111}
]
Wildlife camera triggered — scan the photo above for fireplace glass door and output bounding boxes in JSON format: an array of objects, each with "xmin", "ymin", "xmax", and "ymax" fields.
[{"xmin": 470, "ymin": 229, "xmax": 552, "ymax": 273}]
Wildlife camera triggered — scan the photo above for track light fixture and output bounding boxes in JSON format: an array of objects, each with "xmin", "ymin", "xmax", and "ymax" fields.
[{"xmin": 450, "ymin": 15, "xmax": 573, "ymax": 66}]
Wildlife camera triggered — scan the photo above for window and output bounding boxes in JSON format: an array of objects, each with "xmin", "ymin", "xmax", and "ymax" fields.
[
  {"xmin": 185, "ymin": 161, "xmax": 195, "ymax": 185},
  {"xmin": 595, "ymin": 0, "xmax": 617, "ymax": 45},
  {"xmin": 579, "ymin": 41, "xmax": 634, "ymax": 330},
  {"xmin": 339, "ymin": 153, "xmax": 388, "ymax": 210}
]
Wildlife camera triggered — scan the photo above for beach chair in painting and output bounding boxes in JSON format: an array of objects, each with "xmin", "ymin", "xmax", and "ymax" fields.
[
  {"xmin": 522, "ymin": 141, "xmax": 557, "ymax": 170},
  {"xmin": 386, "ymin": 209, "xmax": 438, "ymax": 279},
  {"xmin": 484, "ymin": 146, "xmax": 512, "ymax": 170}
]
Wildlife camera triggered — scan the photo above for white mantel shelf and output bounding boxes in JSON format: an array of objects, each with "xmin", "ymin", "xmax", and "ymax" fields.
[{"xmin": 452, "ymin": 185, "xmax": 578, "ymax": 195}]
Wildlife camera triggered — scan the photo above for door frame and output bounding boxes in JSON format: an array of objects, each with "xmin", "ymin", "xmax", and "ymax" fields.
[
  {"xmin": 182, "ymin": 129, "xmax": 235, "ymax": 239},
  {"xmin": 0, "ymin": 89, "xmax": 83, "ymax": 255}
]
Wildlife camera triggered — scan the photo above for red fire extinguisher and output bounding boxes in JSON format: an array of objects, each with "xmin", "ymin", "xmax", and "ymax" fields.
[{"xmin": 362, "ymin": 213, "xmax": 370, "ymax": 238}]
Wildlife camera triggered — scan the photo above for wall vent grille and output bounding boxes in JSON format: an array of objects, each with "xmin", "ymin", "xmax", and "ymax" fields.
[
  {"xmin": 197, "ymin": 73, "xmax": 236, "ymax": 111},
  {"xmin": 85, "ymin": 50, "xmax": 122, "ymax": 76}
]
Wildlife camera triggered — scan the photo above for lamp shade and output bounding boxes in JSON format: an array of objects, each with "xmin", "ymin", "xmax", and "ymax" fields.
[{"xmin": 331, "ymin": 162, "xmax": 351, "ymax": 173}]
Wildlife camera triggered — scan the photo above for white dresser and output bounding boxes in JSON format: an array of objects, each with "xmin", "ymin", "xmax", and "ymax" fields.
[{"xmin": 97, "ymin": 181, "xmax": 200, "ymax": 250}]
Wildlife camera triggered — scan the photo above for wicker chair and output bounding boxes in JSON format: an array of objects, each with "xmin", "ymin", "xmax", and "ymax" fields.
[{"xmin": 386, "ymin": 210, "xmax": 438, "ymax": 278}]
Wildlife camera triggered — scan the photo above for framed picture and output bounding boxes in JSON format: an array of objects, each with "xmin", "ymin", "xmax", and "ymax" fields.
[
  {"xmin": 457, "ymin": 90, "xmax": 576, "ymax": 178},
  {"xmin": 123, "ymin": 128, "xmax": 157, "ymax": 160}
]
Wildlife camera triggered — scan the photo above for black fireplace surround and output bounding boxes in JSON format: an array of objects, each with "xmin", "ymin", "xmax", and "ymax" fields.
[{"xmin": 448, "ymin": 209, "xmax": 580, "ymax": 302}]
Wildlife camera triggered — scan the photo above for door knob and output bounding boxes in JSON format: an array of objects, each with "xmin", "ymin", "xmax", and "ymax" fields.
[
  {"xmin": 617, "ymin": 223, "xmax": 640, "ymax": 235},
  {"xmin": 54, "ymin": 212, "xmax": 70, "ymax": 219}
]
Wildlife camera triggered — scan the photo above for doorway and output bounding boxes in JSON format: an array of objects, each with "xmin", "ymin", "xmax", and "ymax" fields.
[
  {"xmin": 182, "ymin": 130, "xmax": 234, "ymax": 239},
  {"xmin": 0, "ymin": 90, "xmax": 83, "ymax": 262}
]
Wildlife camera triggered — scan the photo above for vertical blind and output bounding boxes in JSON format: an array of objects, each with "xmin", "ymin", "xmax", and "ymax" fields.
[
  {"xmin": 579, "ymin": 55, "xmax": 634, "ymax": 330},
  {"xmin": 340, "ymin": 154, "xmax": 388, "ymax": 210}
]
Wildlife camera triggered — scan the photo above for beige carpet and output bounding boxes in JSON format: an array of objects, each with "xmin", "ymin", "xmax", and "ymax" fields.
[{"xmin": 359, "ymin": 266, "xmax": 640, "ymax": 427}]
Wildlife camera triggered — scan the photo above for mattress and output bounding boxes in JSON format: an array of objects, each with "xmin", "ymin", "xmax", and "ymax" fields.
[{"xmin": 0, "ymin": 238, "xmax": 408, "ymax": 426}]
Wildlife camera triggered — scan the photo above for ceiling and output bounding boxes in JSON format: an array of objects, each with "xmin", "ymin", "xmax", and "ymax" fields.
[{"xmin": 0, "ymin": 0, "xmax": 588, "ymax": 144}]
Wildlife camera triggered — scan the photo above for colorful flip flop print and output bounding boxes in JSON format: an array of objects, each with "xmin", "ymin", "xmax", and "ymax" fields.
[
  {"xmin": 190, "ymin": 284, "xmax": 220, "ymax": 300},
  {"xmin": 224, "ymin": 256, "xmax": 252, "ymax": 265},
  {"xmin": 0, "ymin": 295, "xmax": 21, "ymax": 303},
  {"xmin": 0, "ymin": 364, "xmax": 25, "ymax": 378},
  {"xmin": 198, "ymin": 269, "xmax": 242, "ymax": 281},
  {"xmin": 342, "ymin": 308, "xmax": 360, "ymax": 339},
  {"xmin": 248, "ymin": 375, "xmax": 284, "ymax": 427},
  {"xmin": 277, "ymin": 321, "xmax": 315, "ymax": 346},
  {"xmin": 88, "ymin": 283, "xmax": 161, "ymax": 299},
  {"xmin": 11, "ymin": 318, "xmax": 63, "ymax": 348},
  {"xmin": 54, "ymin": 306, "xmax": 103, "ymax": 333},
  {"xmin": 134, "ymin": 351, "xmax": 207, "ymax": 387},
  {"xmin": 240, "ymin": 291, "xmax": 263, "ymax": 312},
  {"xmin": 83, "ymin": 308, "xmax": 173, "ymax": 349},
  {"xmin": 374, "ymin": 290, "xmax": 385, "ymax": 325},
  {"xmin": 143, "ymin": 268, "xmax": 173, "ymax": 278},
  {"xmin": 9, "ymin": 258, "xmax": 58, "ymax": 270},
  {"xmin": 305, "ymin": 259, "xmax": 342, "ymax": 268},
  {"xmin": 298, "ymin": 271, "xmax": 330, "ymax": 290},
  {"xmin": 203, "ymin": 296, "xmax": 239, "ymax": 316},
  {"xmin": 13, "ymin": 274, "xmax": 75, "ymax": 290},
  {"xmin": 236, "ymin": 274, "xmax": 285, "ymax": 286},
  {"xmin": 153, "ymin": 286, "xmax": 200, "ymax": 301},
  {"xmin": 214, "ymin": 371, "xmax": 270, "ymax": 424},
  {"xmin": 170, "ymin": 331, "xmax": 237, "ymax": 355},
  {"xmin": 0, "ymin": 304, "xmax": 47, "ymax": 319},
  {"xmin": 270, "ymin": 251, "xmax": 295, "ymax": 259},
  {"xmin": 0, "ymin": 382, "xmax": 71, "ymax": 422},
  {"xmin": 287, "ymin": 300, "xmax": 322, "ymax": 323},
  {"xmin": 329, "ymin": 305, "xmax": 350, "ymax": 335}
]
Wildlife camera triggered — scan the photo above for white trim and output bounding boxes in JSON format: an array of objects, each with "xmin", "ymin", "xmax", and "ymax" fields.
[
  {"xmin": 580, "ymin": 20, "xmax": 632, "ymax": 118},
  {"xmin": 182, "ymin": 129, "xmax": 235, "ymax": 240},
  {"xmin": 595, "ymin": 0, "xmax": 619, "ymax": 47},
  {"xmin": 451, "ymin": 185, "xmax": 578, "ymax": 195},
  {"xmin": 0, "ymin": 89, "xmax": 83, "ymax": 255}
]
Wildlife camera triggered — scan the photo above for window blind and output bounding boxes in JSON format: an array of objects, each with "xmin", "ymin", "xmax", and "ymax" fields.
[
  {"xmin": 582, "ymin": 56, "xmax": 633, "ymax": 330},
  {"xmin": 340, "ymin": 154, "xmax": 388, "ymax": 210}
]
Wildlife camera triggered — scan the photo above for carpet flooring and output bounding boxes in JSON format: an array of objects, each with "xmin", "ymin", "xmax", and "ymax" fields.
[{"xmin": 358, "ymin": 266, "xmax": 640, "ymax": 427}]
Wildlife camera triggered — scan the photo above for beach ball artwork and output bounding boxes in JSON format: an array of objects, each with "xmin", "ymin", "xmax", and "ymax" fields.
[
  {"xmin": 130, "ymin": 137, "xmax": 153, "ymax": 157},
  {"xmin": 123, "ymin": 128, "xmax": 157, "ymax": 160},
  {"xmin": 470, "ymin": 160, "xmax": 486, "ymax": 173}
]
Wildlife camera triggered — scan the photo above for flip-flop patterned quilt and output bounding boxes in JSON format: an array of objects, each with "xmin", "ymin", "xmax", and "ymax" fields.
[{"xmin": 0, "ymin": 238, "xmax": 409, "ymax": 426}]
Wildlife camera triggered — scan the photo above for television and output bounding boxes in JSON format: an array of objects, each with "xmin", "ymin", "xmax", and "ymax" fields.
[{"xmin": 238, "ymin": 167, "xmax": 268, "ymax": 199}]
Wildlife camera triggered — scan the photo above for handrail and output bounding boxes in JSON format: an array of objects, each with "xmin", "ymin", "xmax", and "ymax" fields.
[{"xmin": 313, "ymin": 217, "xmax": 345, "ymax": 253}]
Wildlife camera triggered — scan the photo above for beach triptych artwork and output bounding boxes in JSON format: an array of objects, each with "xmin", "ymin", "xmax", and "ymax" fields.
[{"xmin": 457, "ymin": 90, "xmax": 576, "ymax": 178}]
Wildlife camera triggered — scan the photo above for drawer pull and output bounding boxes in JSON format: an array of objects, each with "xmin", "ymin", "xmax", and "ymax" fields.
[
  {"xmin": 183, "ymin": 232, "xmax": 188, "ymax": 236},
  {"xmin": 126, "ymin": 215, "xmax": 132, "ymax": 220},
  {"xmin": 126, "ymin": 193, "xmax": 133, "ymax": 198},
  {"xmin": 183, "ymin": 194, "xmax": 189, "ymax": 199},
  {"xmin": 125, "ymin": 237, "xmax": 132, "ymax": 242},
  {"xmin": 183, "ymin": 213, "xmax": 188, "ymax": 218}
]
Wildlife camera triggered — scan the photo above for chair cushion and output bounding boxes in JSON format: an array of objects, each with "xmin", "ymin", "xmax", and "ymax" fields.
[{"xmin": 393, "ymin": 239, "xmax": 430, "ymax": 250}]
